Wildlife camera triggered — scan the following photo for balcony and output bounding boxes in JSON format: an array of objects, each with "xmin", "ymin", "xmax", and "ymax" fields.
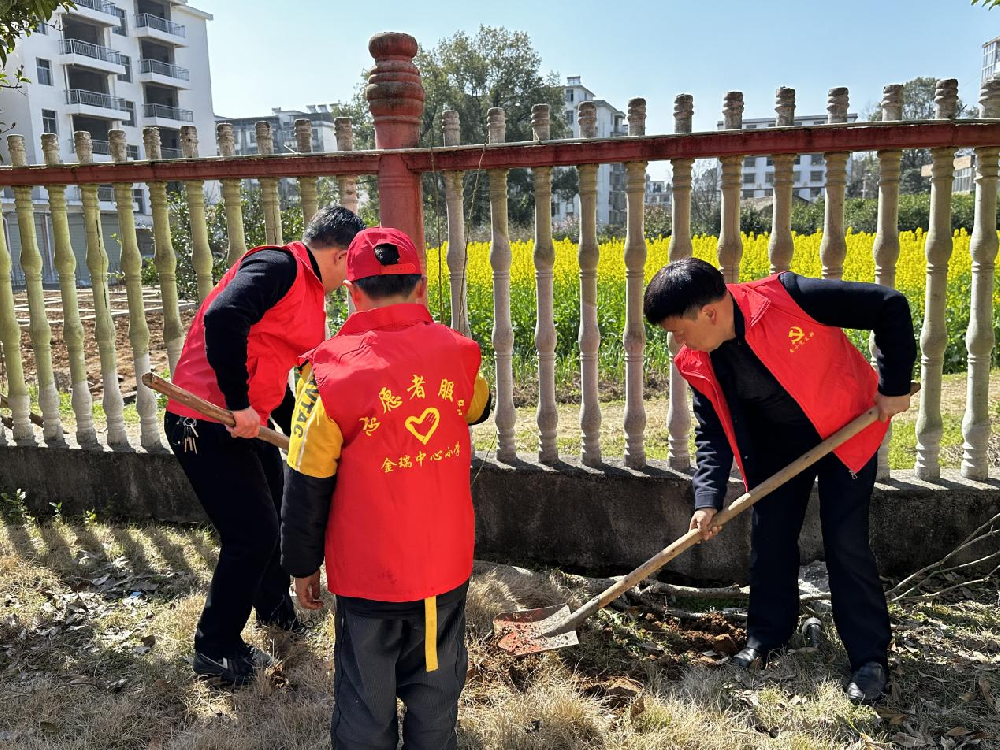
[
  {"xmin": 138, "ymin": 58, "xmax": 191, "ymax": 88},
  {"xmin": 142, "ymin": 102, "xmax": 194, "ymax": 127},
  {"xmin": 65, "ymin": 89, "xmax": 129, "ymax": 119},
  {"xmin": 68, "ymin": 137, "xmax": 112, "ymax": 159},
  {"xmin": 135, "ymin": 13, "xmax": 188, "ymax": 46},
  {"xmin": 59, "ymin": 38, "xmax": 126, "ymax": 75},
  {"xmin": 63, "ymin": 0, "xmax": 121, "ymax": 26},
  {"xmin": 160, "ymin": 147, "xmax": 182, "ymax": 159}
]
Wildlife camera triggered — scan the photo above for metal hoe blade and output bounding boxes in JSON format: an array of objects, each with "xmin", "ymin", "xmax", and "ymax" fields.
[{"xmin": 493, "ymin": 604, "xmax": 580, "ymax": 655}]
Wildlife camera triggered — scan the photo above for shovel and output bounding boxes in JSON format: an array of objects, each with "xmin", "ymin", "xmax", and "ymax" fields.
[
  {"xmin": 141, "ymin": 372, "xmax": 290, "ymax": 452},
  {"xmin": 494, "ymin": 383, "xmax": 919, "ymax": 656}
]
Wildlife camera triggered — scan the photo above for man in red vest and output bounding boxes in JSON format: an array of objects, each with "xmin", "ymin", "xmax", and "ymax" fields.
[
  {"xmin": 644, "ymin": 257, "xmax": 916, "ymax": 704},
  {"xmin": 280, "ymin": 227, "xmax": 491, "ymax": 750},
  {"xmin": 164, "ymin": 206, "xmax": 365, "ymax": 685}
]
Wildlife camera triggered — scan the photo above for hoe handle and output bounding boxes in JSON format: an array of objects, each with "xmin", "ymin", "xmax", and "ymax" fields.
[
  {"xmin": 561, "ymin": 383, "xmax": 919, "ymax": 632},
  {"xmin": 142, "ymin": 372, "xmax": 291, "ymax": 452}
]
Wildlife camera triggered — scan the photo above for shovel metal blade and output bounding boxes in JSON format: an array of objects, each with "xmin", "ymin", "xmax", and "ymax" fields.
[{"xmin": 493, "ymin": 603, "xmax": 580, "ymax": 655}]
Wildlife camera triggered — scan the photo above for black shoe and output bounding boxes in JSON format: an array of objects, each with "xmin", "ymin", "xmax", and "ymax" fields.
[
  {"xmin": 846, "ymin": 662, "xmax": 887, "ymax": 704},
  {"xmin": 257, "ymin": 615, "xmax": 310, "ymax": 635},
  {"xmin": 193, "ymin": 644, "xmax": 274, "ymax": 686},
  {"xmin": 731, "ymin": 646, "xmax": 768, "ymax": 669}
]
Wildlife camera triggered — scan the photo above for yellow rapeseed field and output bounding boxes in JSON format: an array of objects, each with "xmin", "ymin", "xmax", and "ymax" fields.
[{"xmin": 424, "ymin": 230, "xmax": 996, "ymax": 376}]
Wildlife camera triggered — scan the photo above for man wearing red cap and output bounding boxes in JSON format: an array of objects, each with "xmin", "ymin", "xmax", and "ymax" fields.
[
  {"xmin": 280, "ymin": 227, "xmax": 491, "ymax": 750},
  {"xmin": 164, "ymin": 206, "xmax": 365, "ymax": 685}
]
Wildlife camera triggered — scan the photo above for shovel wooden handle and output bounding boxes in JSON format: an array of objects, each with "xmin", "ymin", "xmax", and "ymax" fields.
[
  {"xmin": 558, "ymin": 382, "xmax": 920, "ymax": 633},
  {"xmin": 142, "ymin": 372, "xmax": 290, "ymax": 452}
]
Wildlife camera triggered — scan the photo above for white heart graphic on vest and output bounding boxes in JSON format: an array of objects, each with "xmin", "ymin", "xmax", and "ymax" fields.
[{"xmin": 405, "ymin": 408, "xmax": 441, "ymax": 445}]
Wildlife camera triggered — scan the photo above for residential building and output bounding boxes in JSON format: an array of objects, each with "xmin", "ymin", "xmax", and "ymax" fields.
[
  {"xmin": 0, "ymin": 0, "xmax": 215, "ymax": 288},
  {"xmin": 919, "ymin": 154, "xmax": 975, "ymax": 194},
  {"xmin": 645, "ymin": 175, "xmax": 671, "ymax": 209},
  {"xmin": 983, "ymin": 34, "xmax": 1000, "ymax": 82},
  {"xmin": 716, "ymin": 114, "xmax": 859, "ymax": 202},
  {"xmin": 554, "ymin": 76, "xmax": 627, "ymax": 227},
  {"xmin": 215, "ymin": 105, "xmax": 341, "ymax": 205}
]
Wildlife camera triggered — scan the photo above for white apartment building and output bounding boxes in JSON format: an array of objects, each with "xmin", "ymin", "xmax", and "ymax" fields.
[
  {"xmin": 216, "ymin": 106, "xmax": 341, "ymax": 206},
  {"xmin": 717, "ymin": 114, "xmax": 858, "ymax": 202},
  {"xmin": 553, "ymin": 76, "xmax": 627, "ymax": 227},
  {"xmin": 645, "ymin": 175, "xmax": 670, "ymax": 209},
  {"xmin": 983, "ymin": 34, "xmax": 1000, "ymax": 82},
  {"xmin": 0, "ymin": 0, "xmax": 214, "ymax": 288}
]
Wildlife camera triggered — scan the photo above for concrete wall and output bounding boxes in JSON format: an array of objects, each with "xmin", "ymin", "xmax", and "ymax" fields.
[{"xmin": 0, "ymin": 446, "xmax": 997, "ymax": 584}]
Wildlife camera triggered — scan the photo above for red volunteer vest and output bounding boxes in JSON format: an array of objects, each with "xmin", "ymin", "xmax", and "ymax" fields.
[
  {"xmin": 167, "ymin": 241, "xmax": 326, "ymax": 424},
  {"xmin": 308, "ymin": 304, "xmax": 481, "ymax": 602},
  {"xmin": 675, "ymin": 275, "xmax": 887, "ymax": 484}
]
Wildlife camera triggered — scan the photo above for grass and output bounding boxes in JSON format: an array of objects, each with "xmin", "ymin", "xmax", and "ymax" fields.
[{"xmin": 1, "ymin": 512, "xmax": 998, "ymax": 749}]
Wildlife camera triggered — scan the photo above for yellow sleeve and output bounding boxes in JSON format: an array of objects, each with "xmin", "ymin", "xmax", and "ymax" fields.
[
  {"xmin": 464, "ymin": 373, "xmax": 491, "ymax": 425},
  {"xmin": 287, "ymin": 363, "xmax": 344, "ymax": 479}
]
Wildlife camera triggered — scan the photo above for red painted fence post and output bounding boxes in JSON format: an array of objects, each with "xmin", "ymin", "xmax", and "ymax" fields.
[{"xmin": 366, "ymin": 32, "xmax": 426, "ymax": 274}]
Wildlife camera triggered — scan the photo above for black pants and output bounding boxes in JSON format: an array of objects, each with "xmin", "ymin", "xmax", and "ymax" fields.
[
  {"xmin": 331, "ymin": 596, "xmax": 468, "ymax": 750},
  {"xmin": 165, "ymin": 412, "xmax": 294, "ymax": 658},
  {"xmin": 745, "ymin": 451, "xmax": 891, "ymax": 671}
]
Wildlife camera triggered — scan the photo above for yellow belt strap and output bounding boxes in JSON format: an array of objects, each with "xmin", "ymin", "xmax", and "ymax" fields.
[{"xmin": 424, "ymin": 596, "xmax": 438, "ymax": 672}]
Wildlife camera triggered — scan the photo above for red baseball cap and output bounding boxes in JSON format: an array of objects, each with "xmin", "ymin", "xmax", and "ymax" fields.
[{"xmin": 346, "ymin": 227, "xmax": 422, "ymax": 282}]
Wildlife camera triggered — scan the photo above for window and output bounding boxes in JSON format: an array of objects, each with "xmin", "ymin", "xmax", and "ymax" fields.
[
  {"xmin": 133, "ymin": 188, "xmax": 146, "ymax": 214},
  {"xmin": 566, "ymin": 89, "xmax": 574, "ymax": 103},
  {"xmin": 811, "ymin": 187, "xmax": 822, "ymax": 198},
  {"xmin": 743, "ymin": 156, "xmax": 755, "ymax": 169},
  {"xmin": 809, "ymin": 153, "xmax": 824, "ymax": 165},
  {"xmin": 118, "ymin": 55, "xmax": 131, "ymax": 83},
  {"xmin": 743, "ymin": 173, "xmax": 754, "ymax": 185},
  {"xmin": 34, "ymin": 21, "xmax": 48, "ymax": 35},
  {"xmin": 114, "ymin": 7, "xmax": 127, "ymax": 35},
  {"xmin": 745, "ymin": 124, "xmax": 756, "ymax": 130},
  {"xmin": 765, "ymin": 157, "xmax": 774, "ymax": 167},
  {"xmin": 565, "ymin": 111, "xmax": 573, "ymax": 125},
  {"xmin": 36, "ymin": 59, "xmax": 52, "ymax": 86},
  {"xmin": 763, "ymin": 188, "xmax": 773, "ymax": 197},
  {"xmin": 765, "ymin": 173, "xmax": 774, "ymax": 185},
  {"xmin": 123, "ymin": 101, "xmax": 135, "ymax": 127},
  {"xmin": 793, "ymin": 170, "xmax": 801, "ymax": 183},
  {"xmin": 42, "ymin": 109, "xmax": 57, "ymax": 134},
  {"xmin": 742, "ymin": 189, "xmax": 755, "ymax": 198},
  {"xmin": 794, "ymin": 154, "xmax": 802, "ymax": 165},
  {"xmin": 127, "ymin": 144, "xmax": 139, "ymax": 160},
  {"xmin": 810, "ymin": 170, "xmax": 823, "ymax": 182}
]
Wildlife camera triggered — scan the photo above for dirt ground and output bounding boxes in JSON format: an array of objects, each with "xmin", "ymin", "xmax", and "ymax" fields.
[{"xmin": 0, "ymin": 513, "xmax": 997, "ymax": 749}]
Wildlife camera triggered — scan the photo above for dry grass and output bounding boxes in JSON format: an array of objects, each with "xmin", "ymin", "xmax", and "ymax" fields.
[{"xmin": 1, "ymin": 512, "xmax": 998, "ymax": 749}]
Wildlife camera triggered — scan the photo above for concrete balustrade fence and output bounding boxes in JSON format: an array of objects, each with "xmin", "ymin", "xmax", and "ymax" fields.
[{"xmin": 0, "ymin": 32, "xmax": 998, "ymax": 580}]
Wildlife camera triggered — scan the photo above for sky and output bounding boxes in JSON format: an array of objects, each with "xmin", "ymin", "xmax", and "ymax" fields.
[{"xmin": 204, "ymin": 0, "xmax": 998, "ymax": 180}]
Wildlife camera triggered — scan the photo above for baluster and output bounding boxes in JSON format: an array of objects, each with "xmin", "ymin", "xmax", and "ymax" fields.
[
  {"xmin": 820, "ymin": 87, "xmax": 850, "ymax": 280},
  {"xmin": 872, "ymin": 84, "xmax": 904, "ymax": 479},
  {"xmin": 961, "ymin": 76, "xmax": 1000, "ymax": 480},
  {"xmin": 576, "ymin": 102, "xmax": 602, "ymax": 466},
  {"xmin": 487, "ymin": 107, "xmax": 516, "ymax": 462},
  {"xmin": 531, "ymin": 104, "xmax": 558, "ymax": 464},
  {"xmin": 110, "ymin": 131, "xmax": 164, "ymax": 451},
  {"xmin": 442, "ymin": 110, "xmax": 469, "ymax": 336},
  {"xmin": 143, "ymin": 127, "xmax": 184, "ymax": 374},
  {"xmin": 295, "ymin": 118, "xmax": 319, "ymax": 224},
  {"xmin": 718, "ymin": 91, "xmax": 743, "ymax": 283},
  {"xmin": 181, "ymin": 125, "xmax": 213, "ymax": 302},
  {"xmin": 256, "ymin": 122, "xmax": 283, "ymax": 246},
  {"xmin": 623, "ymin": 97, "xmax": 647, "ymax": 468},
  {"xmin": 770, "ymin": 87, "xmax": 796, "ymax": 273},
  {"xmin": 335, "ymin": 117, "xmax": 359, "ymax": 214},
  {"xmin": 0, "ymin": 170, "xmax": 35, "ymax": 445},
  {"xmin": 216, "ymin": 122, "xmax": 247, "ymax": 266},
  {"xmin": 42, "ymin": 134, "xmax": 98, "ymax": 448},
  {"xmin": 75, "ymin": 131, "xmax": 129, "ymax": 448},
  {"xmin": 8, "ymin": 135, "xmax": 64, "ymax": 445},
  {"xmin": 915, "ymin": 80, "xmax": 960, "ymax": 480},
  {"xmin": 667, "ymin": 93, "xmax": 694, "ymax": 470}
]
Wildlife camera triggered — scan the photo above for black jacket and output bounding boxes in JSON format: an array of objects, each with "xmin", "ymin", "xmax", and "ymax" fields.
[{"xmin": 692, "ymin": 272, "xmax": 917, "ymax": 511}]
